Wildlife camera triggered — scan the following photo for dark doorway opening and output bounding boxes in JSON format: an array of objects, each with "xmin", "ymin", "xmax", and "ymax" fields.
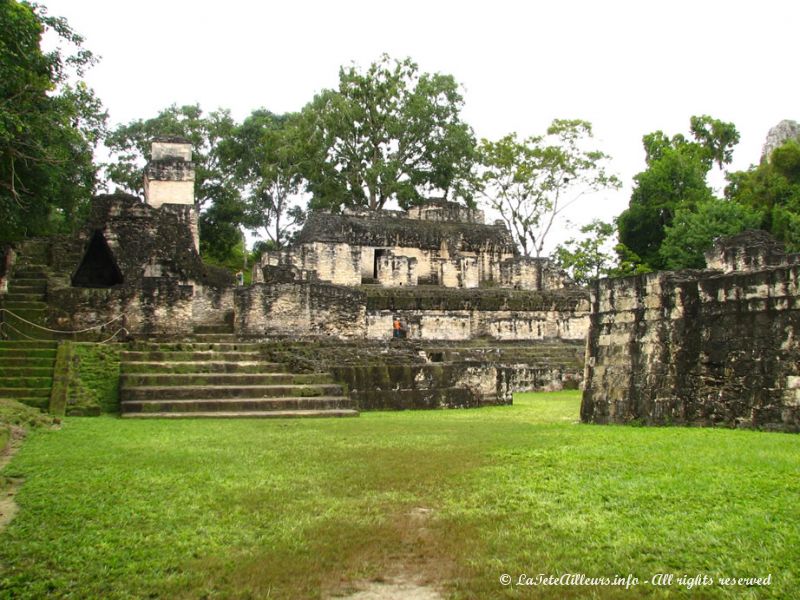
[
  {"xmin": 72, "ymin": 230, "xmax": 124, "ymax": 288},
  {"xmin": 373, "ymin": 249, "xmax": 386, "ymax": 279}
]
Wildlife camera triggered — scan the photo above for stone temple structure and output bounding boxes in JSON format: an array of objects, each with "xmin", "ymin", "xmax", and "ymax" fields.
[
  {"xmin": 0, "ymin": 139, "xmax": 590, "ymax": 416},
  {"xmin": 256, "ymin": 202, "xmax": 571, "ymax": 291},
  {"xmin": 582, "ymin": 230, "xmax": 800, "ymax": 432}
]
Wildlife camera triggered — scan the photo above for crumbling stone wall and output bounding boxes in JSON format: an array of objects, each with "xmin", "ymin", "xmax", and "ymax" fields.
[
  {"xmin": 582, "ymin": 231, "xmax": 800, "ymax": 431},
  {"xmin": 499, "ymin": 257, "xmax": 572, "ymax": 291},
  {"xmin": 262, "ymin": 339, "xmax": 584, "ymax": 410},
  {"xmin": 365, "ymin": 309, "xmax": 587, "ymax": 341},
  {"xmin": 376, "ymin": 251, "xmax": 417, "ymax": 287},
  {"xmin": 236, "ymin": 283, "xmax": 367, "ymax": 338},
  {"xmin": 43, "ymin": 194, "xmax": 233, "ymax": 338}
]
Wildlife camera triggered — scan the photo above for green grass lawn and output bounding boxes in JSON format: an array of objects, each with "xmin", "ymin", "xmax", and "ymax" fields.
[{"xmin": 0, "ymin": 392, "xmax": 798, "ymax": 599}]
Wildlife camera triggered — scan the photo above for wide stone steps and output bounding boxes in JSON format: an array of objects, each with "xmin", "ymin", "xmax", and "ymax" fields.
[
  {"xmin": 0, "ymin": 340, "xmax": 56, "ymax": 410},
  {"xmin": 0, "ymin": 348, "xmax": 57, "ymax": 359},
  {"xmin": 119, "ymin": 340, "xmax": 357, "ymax": 419},
  {"xmin": 120, "ymin": 361, "xmax": 283, "ymax": 374},
  {"xmin": 120, "ymin": 372, "xmax": 334, "ymax": 387},
  {"xmin": 0, "ymin": 376, "xmax": 54, "ymax": 388},
  {"xmin": 0, "ymin": 366, "xmax": 54, "ymax": 377},
  {"xmin": 121, "ymin": 396, "xmax": 355, "ymax": 414},
  {"xmin": 121, "ymin": 383, "xmax": 344, "ymax": 402},
  {"xmin": 121, "ymin": 409, "xmax": 359, "ymax": 419},
  {"xmin": 121, "ymin": 350, "xmax": 263, "ymax": 362}
]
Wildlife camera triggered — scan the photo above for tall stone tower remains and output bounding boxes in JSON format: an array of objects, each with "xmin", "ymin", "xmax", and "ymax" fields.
[{"xmin": 143, "ymin": 136, "xmax": 199, "ymax": 250}]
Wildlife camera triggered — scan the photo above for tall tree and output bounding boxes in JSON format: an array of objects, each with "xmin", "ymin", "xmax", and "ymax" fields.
[
  {"xmin": 217, "ymin": 109, "xmax": 305, "ymax": 248},
  {"xmin": 659, "ymin": 199, "xmax": 763, "ymax": 269},
  {"xmin": 299, "ymin": 55, "xmax": 477, "ymax": 211},
  {"xmin": 104, "ymin": 104, "xmax": 244, "ymax": 261},
  {"xmin": 1, "ymin": 0, "xmax": 106, "ymax": 240},
  {"xmin": 554, "ymin": 219, "xmax": 617, "ymax": 284},
  {"xmin": 478, "ymin": 120, "xmax": 619, "ymax": 258},
  {"xmin": 616, "ymin": 116, "xmax": 739, "ymax": 271},
  {"xmin": 726, "ymin": 139, "xmax": 800, "ymax": 251}
]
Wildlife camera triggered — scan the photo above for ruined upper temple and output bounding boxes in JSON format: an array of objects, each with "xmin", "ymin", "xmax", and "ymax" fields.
[{"xmin": 255, "ymin": 200, "xmax": 574, "ymax": 291}]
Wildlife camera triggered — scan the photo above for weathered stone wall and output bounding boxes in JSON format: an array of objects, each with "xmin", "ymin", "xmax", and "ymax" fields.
[
  {"xmin": 261, "ymin": 339, "xmax": 584, "ymax": 410},
  {"xmin": 48, "ymin": 278, "xmax": 196, "ymax": 338},
  {"xmin": 376, "ymin": 252, "xmax": 417, "ymax": 287},
  {"xmin": 365, "ymin": 309, "xmax": 587, "ymax": 341},
  {"xmin": 499, "ymin": 257, "xmax": 572, "ymax": 291},
  {"xmin": 301, "ymin": 242, "xmax": 362, "ymax": 286},
  {"xmin": 143, "ymin": 176, "xmax": 195, "ymax": 208},
  {"xmin": 761, "ymin": 119, "xmax": 800, "ymax": 162},
  {"xmin": 704, "ymin": 229, "xmax": 800, "ymax": 273},
  {"xmin": 151, "ymin": 139, "xmax": 192, "ymax": 161},
  {"xmin": 144, "ymin": 138, "xmax": 195, "ymax": 209},
  {"xmin": 582, "ymin": 261, "xmax": 800, "ymax": 431},
  {"xmin": 363, "ymin": 287, "xmax": 589, "ymax": 341},
  {"xmin": 406, "ymin": 202, "xmax": 485, "ymax": 224},
  {"xmin": 289, "ymin": 208, "xmax": 518, "ymax": 287},
  {"xmin": 235, "ymin": 283, "xmax": 367, "ymax": 338},
  {"xmin": 192, "ymin": 284, "xmax": 235, "ymax": 327}
]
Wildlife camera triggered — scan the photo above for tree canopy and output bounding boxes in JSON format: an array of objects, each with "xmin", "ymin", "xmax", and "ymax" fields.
[
  {"xmin": 616, "ymin": 116, "xmax": 739, "ymax": 271},
  {"xmin": 0, "ymin": 0, "xmax": 106, "ymax": 240},
  {"xmin": 478, "ymin": 120, "xmax": 619, "ymax": 258},
  {"xmin": 298, "ymin": 55, "xmax": 477, "ymax": 212},
  {"xmin": 659, "ymin": 199, "xmax": 762, "ymax": 269},
  {"xmin": 217, "ymin": 109, "xmax": 305, "ymax": 249},
  {"xmin": 554, "ymin": 219, "xmax": 617, "ymax": 285},
  {"xmin": 726, "ymin": 139, "xmax": 800, "ymax": 251}
]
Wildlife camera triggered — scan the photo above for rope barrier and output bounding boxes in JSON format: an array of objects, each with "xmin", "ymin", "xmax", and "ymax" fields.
[
  {"xmin": 0, "ymin": 320, "xmax": 129, "ymax": 344},
  {"xmin": 0, "ymin": 308, "xmax": 125, "ymax": 334}
]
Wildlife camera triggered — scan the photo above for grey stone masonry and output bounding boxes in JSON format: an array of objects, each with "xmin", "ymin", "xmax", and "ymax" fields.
[{"xmin": 582, "ymin": 230, "xmax": 800, "ymax": 432}]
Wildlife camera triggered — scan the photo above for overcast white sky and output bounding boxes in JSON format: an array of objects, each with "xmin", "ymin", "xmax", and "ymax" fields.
[{"xmin": 43, "ymin": 0, "xmax": 800, "ymax": 252}]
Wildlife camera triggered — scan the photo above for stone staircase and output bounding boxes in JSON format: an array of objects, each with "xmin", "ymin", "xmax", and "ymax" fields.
[
  {"xmin": 1, "ymin": 239, "xmax": 51, "ymax": 341},
  {"xmin": 0, "ymin": 340, "xmax": 57, "ymax": 410},
  {"xmin": 119, "ymin": 334, "xmax": 359, "ymax": 418},
  {"xmin": 0, "ymin": 240, "xmax": 58, "ymax": 410}
]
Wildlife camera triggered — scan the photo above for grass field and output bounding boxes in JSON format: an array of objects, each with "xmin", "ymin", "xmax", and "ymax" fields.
[{"xmin": 0, "ymin": 392, "xmax": 798, "ymax": 599}]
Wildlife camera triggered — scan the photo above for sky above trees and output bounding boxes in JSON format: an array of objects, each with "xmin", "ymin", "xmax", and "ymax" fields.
[{"xmin": 41, "ymin": 0, "xmax": 800, "ymax": 252}]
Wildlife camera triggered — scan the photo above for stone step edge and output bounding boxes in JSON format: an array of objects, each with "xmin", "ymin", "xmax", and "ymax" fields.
[
  {"xmin": 119, "ymin": 373, "xmax": 323, "ymax": 381},
  {"xmin": 120, "ymin": 360, "xmax": 279, "ymax": 367},
  {"xmin": 121, "ymin": 395, "xmax": 352, "ymax": 405},
  {"xmin": 119, "ymin": 409, "xmax": 360, "ymax": 419},
  {"xmin": 120, "ymin": 384, "xmax": 342, "ymax": 392}
]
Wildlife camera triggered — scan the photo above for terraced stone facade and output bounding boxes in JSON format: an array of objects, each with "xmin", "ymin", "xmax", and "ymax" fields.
[{"xmin": 582, "ymin": 231, "xmax": 800, "ymax": 432}]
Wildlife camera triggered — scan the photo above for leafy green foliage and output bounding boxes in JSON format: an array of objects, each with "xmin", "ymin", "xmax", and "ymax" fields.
[
  {"xmin": 0, "ymin": 0, "xmax": 106, "ymax": 240},
  {"xmin": 0, "ymin": 392, "xmax": 797, "ymax": 598},
  {"xmin": 726, "ymin": 139, "xmax": 800, "ymax": 251},
  {"xmin": 478, "ymin": 120, "xmax": 620, "ymax": 257},
  {"xmin": 554, "ymin": 219, "xmax": 617, "ymax": 284},
  {"xmin": 217, "ymin": 109, "xmax": 305, "ymax": 248},
  {"xmin": 299, "ymin": 55, "xmax": 477, "ymax": 211},
  {"xmin": 659, "ymin": 200, "xmax": 763, "ymax": 269},
  {"xmin": 617, "ymin": 116, "xmax": 740, "ymax": 270},
  {"xmin": 105, "ymin": 104, "xmax": 245, "ymax": 262}
]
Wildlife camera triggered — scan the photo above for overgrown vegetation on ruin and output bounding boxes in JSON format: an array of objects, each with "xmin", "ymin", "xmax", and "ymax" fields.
[{"xmin": 0, "ymin": 392, "xmax": 796, "ymax": 598}]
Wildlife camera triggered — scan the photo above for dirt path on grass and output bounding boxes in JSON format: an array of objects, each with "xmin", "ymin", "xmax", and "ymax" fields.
[
  {"xmin": 0, "ymin": 426, "xmax": 26, "ymax": 532},
  {"xmin": 329, "ymin": 507, "xmax": 446, "ymax": 600}
]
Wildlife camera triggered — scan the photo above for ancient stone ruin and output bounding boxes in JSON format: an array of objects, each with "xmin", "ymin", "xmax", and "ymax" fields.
[
  {"xmin": 0, "ymin": 139, "xmax": 588, "ymax": 417},
  {"xmin": 582, "ymin": 230, "xmax": 800, "ymax": 432}
]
